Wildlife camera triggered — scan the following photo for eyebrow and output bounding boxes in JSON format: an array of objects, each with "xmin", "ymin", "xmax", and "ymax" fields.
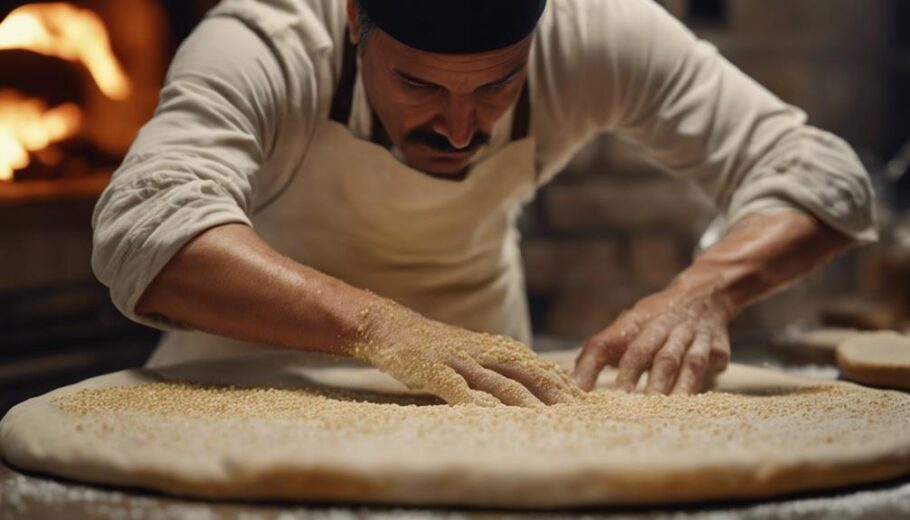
[{"xmin": 394, "ymin": 62, "xmax": 528, "ymax": 90}]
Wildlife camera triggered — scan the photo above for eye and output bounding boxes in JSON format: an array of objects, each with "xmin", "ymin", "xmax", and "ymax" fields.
[
  {"xmin": 401, "ymin": 77, "xmax": 438, "ymax": 91},
  {"xmin": 480, "ymin": 77, "xmax": 516, "ymax": 94}
]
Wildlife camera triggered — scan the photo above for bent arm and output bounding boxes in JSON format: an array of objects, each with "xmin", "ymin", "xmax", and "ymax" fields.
[
  {"xmin": 581, "ymin": 0, "xmax": 877, "ymax": 243},
  {"xmin": 91, "ymin": 16, "xmax": 318, "ymax": 329},
  {"xmin": 135, "ymin": 223, "xmax": 372, "ymax": 355},
  {"xmin": 136, "ymin": 223, "xmax": 582, "ymax": 405},
  {"xmin": 567, "ymin": 0, "xmax": 877, "ymax": 394}
]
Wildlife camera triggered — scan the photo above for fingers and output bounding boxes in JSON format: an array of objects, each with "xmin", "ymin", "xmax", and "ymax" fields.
[
  {"xmin": 481, "ymin": 359, "xmax": 578, "ymax": 405},
  {"xmin": 572, "ymin": 343, "xmax": 605, "ymax": 392},
  {"xmin": 671, "ymin": 332, "xmax": 712, "ymax": 395},
  {"xmin": 573, "ymin": 316, "xmax": 639, "ymax": 391},
  {"xmin": 450, "ymin": 358, "xmax": 544, "ymax": 408},
  {"xmin": 638, "ymin": 330, "xmax": 729, "ymax": 396},
  {"xmin": 540, "ymin": 359, "xmax": 588, "ymax": 400},
  {"xmin": 644, "ymin": 327, "xmax": 694, "ymax": 395},
  {"xmin": 701, "ymin": 338, "xmax": 731, "ymax": 392},
  {"xmin": 614, "ymin": 323, "xmax": 670, "ymax": 393},
  {"xmin": 470, "ymin": 335, "xmax": 582, "ymax": 403},
  {"xmin": 709, "ymin": 338, "xmax": 731, "ymax": 374},
  {"xmin": 420, "ymin": 364, "xmax": 501, "ymax": 407}
]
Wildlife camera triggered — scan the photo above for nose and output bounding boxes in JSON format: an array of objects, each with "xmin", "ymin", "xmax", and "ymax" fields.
[{"xmin": 432, "ymin": 94, "xmax": 477, "ymax": 150}]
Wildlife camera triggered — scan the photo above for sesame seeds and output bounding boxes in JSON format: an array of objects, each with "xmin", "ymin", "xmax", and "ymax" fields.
[
  {"xmin": 50, "ymin": 380, "xmax": 907, "ymax": 461},
  {"xmin": 347, "ymin": 298, "xmax": 582, "ymax": 406}
]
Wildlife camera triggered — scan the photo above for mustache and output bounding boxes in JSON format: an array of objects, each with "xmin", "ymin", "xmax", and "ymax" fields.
[{"xmin": 404, "ymin": 130, "xmax": 490, "ymax": 153}]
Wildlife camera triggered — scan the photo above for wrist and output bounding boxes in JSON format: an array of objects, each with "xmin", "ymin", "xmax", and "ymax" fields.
[
  {"xmin": 667, "ymin": 263, "xmax": 745, "ymax": 321},
  {"xmin": 293, "ymin": 276, "xmax": 384, "ymax": 357},
  {"xmin": 334, "ymin": 293, "xmax": 415, "ymax": 359},
  {"xmin": 666, "ymin": 212, "xmax": 851, "ymax": 323}
]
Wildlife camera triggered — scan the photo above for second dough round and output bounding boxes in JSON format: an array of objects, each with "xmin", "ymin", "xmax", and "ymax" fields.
[{"xmin": 837, "ymin": 331, "xmax": 910, "ymax": 391}]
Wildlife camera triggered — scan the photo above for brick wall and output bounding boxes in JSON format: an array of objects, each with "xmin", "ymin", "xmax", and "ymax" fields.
[{"xmin": 521, "ymin": 136, "xmax": 714, "ymax": 338}]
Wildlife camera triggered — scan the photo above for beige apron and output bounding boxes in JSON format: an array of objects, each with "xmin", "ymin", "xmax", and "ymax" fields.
[{"xmin": 147, "ymin": 33, "xmax": 538, "ymax": 367}]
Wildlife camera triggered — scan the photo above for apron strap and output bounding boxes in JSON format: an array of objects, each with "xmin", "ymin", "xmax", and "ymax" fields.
[
  {"xmin": 329, "ymin": 30, "xmax": 358, "ymax": 124},
  {"xmin": 328, "ymin": 31, "xmax": 393, "ymax": 148},
  {"xmin": 371, "ymin": 108, "xmax": 394, "ymax": 149},
  {"xmin": 510, "ymin": 82, "xmax": 531, "ymax": 142},
  {"xmin": 329, "ymin": 29, "xmax": 532, "ymax": 146}
]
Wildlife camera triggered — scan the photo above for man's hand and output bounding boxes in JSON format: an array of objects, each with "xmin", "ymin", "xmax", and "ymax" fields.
[
  {"xmin": 572, "ymin": 211, "xmax": 853, "ymax": 395},
  {"xmin": 351, "ymin": 298, "xmax": 582, "ymax": 407},
  {"xmin": 573, "ymin": 284, "xmax": 731, "ymax": 395}
]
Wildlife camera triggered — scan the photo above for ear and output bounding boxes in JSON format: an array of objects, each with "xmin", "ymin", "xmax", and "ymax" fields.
[{"xmin": 346, "ymin": 0, "xmax": 361, "ymax": 44}]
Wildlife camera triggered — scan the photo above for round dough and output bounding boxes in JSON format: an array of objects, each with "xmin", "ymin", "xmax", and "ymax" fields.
[
  {"xmin": 837, "ymin": 331, "xmax": 910, "ymax": 391},
  {"xmin": 2, "ymin": 350, "xmax": 910, "ymax": 508},
  {"xmin": 773, "ymin": 327, "xmax": 862, "ymax": 364}
]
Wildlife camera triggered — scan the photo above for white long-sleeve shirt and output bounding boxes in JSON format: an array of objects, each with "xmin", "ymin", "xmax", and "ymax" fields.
[{"xmin": 92, "ymin": 0, "xmax": 877, "ymax": 333}]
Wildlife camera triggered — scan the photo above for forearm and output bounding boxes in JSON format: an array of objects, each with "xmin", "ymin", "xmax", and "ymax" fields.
[
  {"xmin": 135, "ymin": 223, "xmax": 377, "ymax": 356},
  {"xmin": 135, "ymin": 223, "xmax": 580, "ymax": 406},
  {"xmin": 670, "ymin": 211, "xmax": 854, "ymax": 318}
]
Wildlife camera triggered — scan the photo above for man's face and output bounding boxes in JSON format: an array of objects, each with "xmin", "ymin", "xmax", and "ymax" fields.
[{"xmin": 352, "ymin": 12, "xmax": 532, "ymax": 176}]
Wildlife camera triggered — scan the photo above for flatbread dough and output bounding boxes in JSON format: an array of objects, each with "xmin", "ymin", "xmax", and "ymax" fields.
[
  {"xmin": 837, "ymin": 331, "xmax": 910, "ymax": 391},
  {"xmin": 2, "ymin": 350, "xmax": 910, "ymax": 508},
  {"xmin": 772, "ymin": 327, "xmax": 863, "ymax": 364}
]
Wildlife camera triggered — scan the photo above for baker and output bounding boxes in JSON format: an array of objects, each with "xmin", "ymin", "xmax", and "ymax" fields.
[{"xmin": 92, "ymin": 0, "xmax": 876, "ymax": 406}]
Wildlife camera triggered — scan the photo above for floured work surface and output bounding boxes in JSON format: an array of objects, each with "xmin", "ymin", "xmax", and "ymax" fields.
[{"xmin": 2, "ymin": 350, "xmax": 910, "ymax": 508}]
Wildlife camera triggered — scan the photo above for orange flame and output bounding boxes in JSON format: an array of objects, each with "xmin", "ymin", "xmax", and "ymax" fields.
[
  {"xmin": 0, "ymin": 3, "xmax": 131, "ymax": 181},
  {"xmin": 0, "ymin": 90, "xmax": 82, "ymax": 181},
  {"xmin": 0, "ymin": 3, "xmax": 132, "ymax": 99}
]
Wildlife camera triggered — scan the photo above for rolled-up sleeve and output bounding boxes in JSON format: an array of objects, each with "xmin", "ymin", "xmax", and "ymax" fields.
[
  {"xmin": 582, "ymin": 0, "xmax": 877, "ymax": 243},
  {"xmin": 92, "ymin": 16, "xmax": 313, "ymax": 329}
]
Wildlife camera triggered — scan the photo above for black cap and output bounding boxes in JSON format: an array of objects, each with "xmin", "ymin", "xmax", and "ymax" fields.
[{"xmin": 358, "ymin": 0, "xmax": 547, "ymax": 54}]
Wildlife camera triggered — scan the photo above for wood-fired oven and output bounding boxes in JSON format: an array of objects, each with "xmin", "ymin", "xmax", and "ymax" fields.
[{"xmin": 0, "ymin": 0, "xmax": 217, "ymax": 415}]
